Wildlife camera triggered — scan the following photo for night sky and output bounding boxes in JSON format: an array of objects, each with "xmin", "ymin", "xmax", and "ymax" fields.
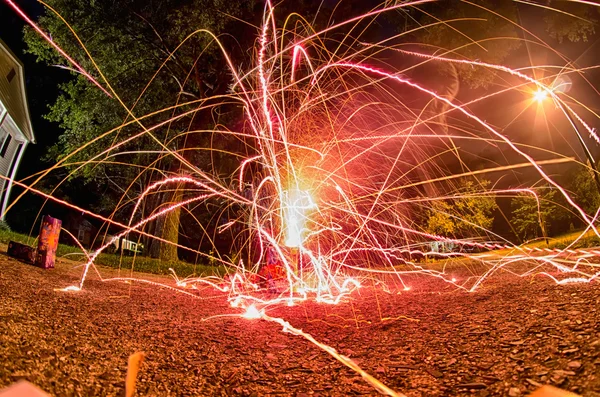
[{"xmin": 1, "ymin": 0, "xmax": 63, "ymax": 177}]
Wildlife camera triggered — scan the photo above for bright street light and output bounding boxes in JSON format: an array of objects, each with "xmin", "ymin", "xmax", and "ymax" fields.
[
  {"xmin": 533, "ymin": 88, "xmax": 548, "ymax": 103},
  {"xmin": 532, "ymin": 77, "xmax": 600, "ymax": 194}
]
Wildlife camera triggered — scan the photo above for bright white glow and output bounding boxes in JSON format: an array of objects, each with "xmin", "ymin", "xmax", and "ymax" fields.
[
  {"xmin": 284, "ymin": 188, "xmax": 315, "ymax": 247},
  {"xmin": 56, "ymin": 285, "xmax": 81, "ymax": 292},
  {"xmin": 533, "ymin": 89, "xmax": 548, "ymax": 103},
  {"xmin": 242, "ymin": 304, "xmax": 262, "ymax": 319}
]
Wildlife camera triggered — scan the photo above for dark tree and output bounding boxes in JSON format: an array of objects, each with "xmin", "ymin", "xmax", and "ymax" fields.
[{"xmin": 24, "ymin": 0, "xmax": 257, "ymax": 260}]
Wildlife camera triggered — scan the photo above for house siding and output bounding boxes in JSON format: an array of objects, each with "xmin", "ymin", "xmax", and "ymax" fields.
[
  {"xmin": 0, "ymin": 121, "xmax": 19, "ymax": 195},
  {"xmin": 0, "ymin": 40, "xmax": 34, "ymax": 142},
  {"xmin": 0, "ymin": 40, "xmax": 35, "ymax": 221}
]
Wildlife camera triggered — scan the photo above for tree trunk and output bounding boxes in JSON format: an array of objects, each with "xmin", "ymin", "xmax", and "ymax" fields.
[{"xmin": 149, "ymin": 187, "xmax": 182, "ymax": 261}]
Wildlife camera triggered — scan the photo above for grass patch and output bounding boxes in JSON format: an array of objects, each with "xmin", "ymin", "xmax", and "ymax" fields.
[
  {"xmin": 90, "ymin": 253, "xmax": 227, "ymax": 277},
  {"xmin": 0, "ymin": 229, "xmax": 226, "ymax": 277},
  {"xmin": 0, "ymin": 229, "xmax": 33, "ymax": 246},
  {"xmin": 521, "ymin": 229, "xmax": 600, "ymax": 250},
  {"xmin": 390, "ymin": 229, "xmax": 600, "ymax": 274}
]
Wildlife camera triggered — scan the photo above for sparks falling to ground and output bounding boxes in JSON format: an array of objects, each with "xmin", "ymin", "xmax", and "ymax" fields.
[{"xmin": 6, "ymin": 0, "xmax": 600, "ymax": 395}]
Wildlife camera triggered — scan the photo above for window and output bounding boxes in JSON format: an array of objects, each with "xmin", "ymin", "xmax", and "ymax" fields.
[
  {"xmin": 6, "ymin": 68, "xmax": 16, "ymax": 83},
  {"xmin": 77, "ymin": 228, "xmax": 85, "ymax": 242},
  {"xmin": 0, "ymin": 134, "xmax": 11, "ymax": 157}
]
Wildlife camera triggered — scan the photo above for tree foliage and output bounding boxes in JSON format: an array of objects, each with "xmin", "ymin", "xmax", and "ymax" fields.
[
  {"xmin": 24, "ymin": 0, "xmax": 257, "ymax": 260},
  {"xmin": 569, "ymin": 164, "xmax": 600, "ymax": 217},
  {"xmin": 25, "ymin": 0, "xmax": 254, "ymax": 173},
  {"xmin": 411, "ymin": 0, "xmax": 521, "ymax": 89},
  {"xmin": 409, "ymin": 0, "xmax": 598, "ymax": 89},
  {"xmin": 543, "ymin": 1, "xmax": 598, "ymax": 43},
  {"xmin": 22, "ymin": 0, "xmax": 600, "ymax": 260},
  {"xmin": 510, "ymin": 187, "xmax": 570, "ymax": 242},
  {"xmin": 426, "ymin": 179, "xmax": 497, "ymax": 237}
]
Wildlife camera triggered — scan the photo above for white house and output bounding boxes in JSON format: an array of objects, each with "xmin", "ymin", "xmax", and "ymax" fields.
[{"xmin": 0, "ymin": 39, "xmax": 35, "ymax": 221}]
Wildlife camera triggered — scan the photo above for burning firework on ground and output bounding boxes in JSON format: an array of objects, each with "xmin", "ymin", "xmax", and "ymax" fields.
[{"xmin": 5, "ymin": 0, "xmax": 600, "ymax": 395}]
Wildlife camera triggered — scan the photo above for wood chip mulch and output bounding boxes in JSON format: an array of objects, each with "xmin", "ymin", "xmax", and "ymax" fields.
[{"xmin": 1, "ymin": 252, "xmax": 599, "ymax": 396}]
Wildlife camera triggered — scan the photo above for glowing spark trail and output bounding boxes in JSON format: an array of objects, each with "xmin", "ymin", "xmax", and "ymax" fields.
[
  {"xmin": 244, "ymin": 308, "xmax": 405, "ymax": 397},
  {"xmin": 4, "ymin": 0, "xmax": 111, "ymax": 97},
  {"xmin": 7, "ymin": 0, "xmax": 600, "ymax": 394}
]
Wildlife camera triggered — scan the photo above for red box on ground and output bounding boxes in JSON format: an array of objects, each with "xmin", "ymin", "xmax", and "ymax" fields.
[
  {"xmin": 35, "ymin": 215, "xmax": 61, "ymax": 269},
  {"xmin": 7, "ymin": 241, "xmax": 35, "ymax": 264}
]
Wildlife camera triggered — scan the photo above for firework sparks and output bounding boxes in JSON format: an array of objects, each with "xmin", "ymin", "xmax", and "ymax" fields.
[{"xmin": 7, "ymin": 0, "xmax": 600, "ymax": 395}]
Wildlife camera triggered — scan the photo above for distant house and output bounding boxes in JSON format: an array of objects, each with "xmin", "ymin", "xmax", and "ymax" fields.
[
  {"xmin": 0, "ymin": 39, "xmax": 35, "ymax": 221},
  {"xmin": 62, "ymin": 211, "xmax": 144, "ymax": 254},
  {"xmin": 62, "ymin": 212, "xmax": 97, "ymax": 248},
  {"xmin": 430, "ymin": 240, "xmax": 457, "ymax": 253}
]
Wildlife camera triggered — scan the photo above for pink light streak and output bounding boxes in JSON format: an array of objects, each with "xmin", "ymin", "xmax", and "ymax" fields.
[{"xmin": 4, "ymin": 0, "xmax": 112, "ymax": 97}]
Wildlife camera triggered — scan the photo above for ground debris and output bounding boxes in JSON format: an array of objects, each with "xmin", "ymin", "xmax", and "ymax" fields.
[
  {"xmin": 456, "ymin": 382, "xmax": 487, "ymax": 390},
  {"xmin": 0, "ymin": 253, "xmax": 599, "ymax": 396}
]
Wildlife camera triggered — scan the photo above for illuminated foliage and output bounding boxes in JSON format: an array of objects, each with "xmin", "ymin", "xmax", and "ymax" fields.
[
  {"xmin": 510, "ymin": 187, "xmax": 570, "ymax": 242},
  {"xmin": 570, "ymin": 164, "xmax": 600, "ymax": 217},
  {"xmin": 543, "ymin": 1, "xmax": 598, "ymax": 43},
  {"xmin": 426, "ymin": 179, "xmax": 497, "ymax": 237}
]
